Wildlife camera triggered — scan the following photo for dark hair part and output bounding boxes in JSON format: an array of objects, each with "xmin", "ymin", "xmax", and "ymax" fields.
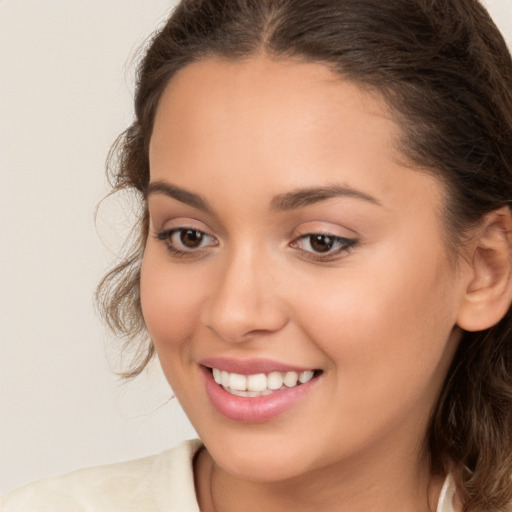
[{"xmin": 97, "ymin": 0, "xmax": 512, "ymax": 509}]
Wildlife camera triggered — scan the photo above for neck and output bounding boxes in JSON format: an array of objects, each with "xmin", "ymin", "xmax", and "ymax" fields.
[{"xmin": 194, "ymin": 441, "xmax": 447, "ymax": 512}]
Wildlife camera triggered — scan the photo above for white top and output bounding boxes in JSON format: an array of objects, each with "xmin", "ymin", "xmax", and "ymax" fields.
[
  {"xmin": 437, "ymin": 473, "xmax": 457, "ymax": 512},
  {"xmin": 0, "ymin": 439, "xmax": 203, "ymax": 512},
  {"xmin": 1, "ymin": 439, "xmax": 457, "ymax": 511}
]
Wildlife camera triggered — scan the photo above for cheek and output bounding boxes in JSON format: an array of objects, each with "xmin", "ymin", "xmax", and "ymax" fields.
[
  {"xmin": 288, "ymin": 266, "xmax": 459, "ymax": 448},
  {"xmin": 291, "ymin": 240, "xmax": 459, "ymax": 403},
  {"xmin": 139, "ymin": 250, "xmax": 204, "ymax": 357}
]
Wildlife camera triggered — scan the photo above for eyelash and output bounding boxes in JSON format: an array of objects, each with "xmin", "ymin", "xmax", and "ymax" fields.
[
  {"xmin": 153, "ymin": 228, "xmax": 218, "ymax": 258},
  {"xmin": 291, "ymin": 234, "xmax": 358, "ymax": 262},
  {"xmin": 153, "ymin": 228, "xmax": 358, "ymax": 261}
]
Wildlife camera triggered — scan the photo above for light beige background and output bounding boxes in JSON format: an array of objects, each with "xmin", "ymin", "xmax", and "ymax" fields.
[{"xmin": 1, "ymin": 0, "xmax": 511, "ymax": 496}]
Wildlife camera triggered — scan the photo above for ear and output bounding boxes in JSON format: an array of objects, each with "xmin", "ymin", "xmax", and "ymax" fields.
[{"xmin": 457, "ymin": 207, "xmax": 512, "ymax": 332}]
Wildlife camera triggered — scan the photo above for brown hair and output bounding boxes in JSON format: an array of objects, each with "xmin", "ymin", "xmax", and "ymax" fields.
[{"xmin": 97, "ymin": 1, "xmax": 512, "ymax": 509}]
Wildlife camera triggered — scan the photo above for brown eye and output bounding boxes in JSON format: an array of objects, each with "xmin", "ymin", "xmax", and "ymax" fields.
[
  {"xmin": 309, "ymin": 234, "xmax": 334, "ymax": 253},
  {"xmin": 155, "ymin": 227, "xmax": 217, "ymax": 255},
  {"xmin": 291, "ymin": 232, "xmax": 357, "ymax": 260},
  {"xmin": 180, "ymin": 229, "xmax": 204, "ymax": 248}
]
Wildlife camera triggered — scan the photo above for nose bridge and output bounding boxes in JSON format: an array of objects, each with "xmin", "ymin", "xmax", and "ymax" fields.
[{"xmin": 201, "ymin": 240, "xmax": 287, "ymax": 342}]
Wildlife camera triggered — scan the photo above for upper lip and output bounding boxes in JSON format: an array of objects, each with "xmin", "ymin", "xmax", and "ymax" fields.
[{"xmin": 200, "ymin": 357, "xmax": 317, "ymax": 375}]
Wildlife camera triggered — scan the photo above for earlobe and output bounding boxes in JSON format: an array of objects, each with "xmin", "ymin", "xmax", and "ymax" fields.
[{"xmin": 457, "ymin": 207, "xmax": 512, "ymax": 332}]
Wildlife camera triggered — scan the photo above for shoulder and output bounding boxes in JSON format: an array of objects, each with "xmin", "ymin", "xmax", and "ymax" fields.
[{"xmin": 0, "ymin": 439, "xmax": 203, "ymax": 512}]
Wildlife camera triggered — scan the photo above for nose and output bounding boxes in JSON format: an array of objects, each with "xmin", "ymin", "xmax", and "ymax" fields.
[{"xmin": 200, "ymin": 245, "xmax": 289, "ymax": 343}]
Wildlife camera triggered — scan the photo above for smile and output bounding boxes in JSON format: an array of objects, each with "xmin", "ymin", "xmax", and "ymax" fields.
[
  {"xmin": 200, "ymin": 360, "xmax": 322, "ymax": 422},
  {"xmin": 211, "ymin": 368, "xmax": 315, "ymax": 397}
]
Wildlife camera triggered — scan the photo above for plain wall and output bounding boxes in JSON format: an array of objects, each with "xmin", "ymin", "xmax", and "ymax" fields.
[
  {"xmin": 1, "ymin": 0, "xmax": 511, "ymax": 495},
  {"xmin": 0, "ymin": 0, "xmax": 196, "ymax": 495}
]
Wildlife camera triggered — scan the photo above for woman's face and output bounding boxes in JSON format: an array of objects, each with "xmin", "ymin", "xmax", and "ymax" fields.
[{"xmin": 141, "ymin": 56, "xmax": 466, "ymax": 481}]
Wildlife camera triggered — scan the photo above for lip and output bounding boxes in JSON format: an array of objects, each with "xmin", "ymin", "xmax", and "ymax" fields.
[
  {"xmin": 200, "ymin": 363, "xmax": 321, "ymax": 423},
  {"xmin": 199, "ymin": 357, "xmax": 316, "ymax": 375}
]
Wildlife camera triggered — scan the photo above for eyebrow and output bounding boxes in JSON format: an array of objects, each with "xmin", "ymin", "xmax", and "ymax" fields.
[
  {"xmin": 270, "ymin": 185, "xmax": 382, "ymax": 211},
  {"xmin": 145, "ymin": 181, "xmax": 381, "ymax": 213},
  {"xmin": 145, "ymin": 181, "xmax": 213, "ymax": 213}
]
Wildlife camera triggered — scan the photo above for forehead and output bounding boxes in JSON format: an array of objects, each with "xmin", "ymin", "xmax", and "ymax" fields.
[
  {"xmin": 149, "ymin": 55, "xmax": 443, "ymax": 218},
  {"xmin": 152, "ymin": 58, "xmax": 394, "ymax": 170}
]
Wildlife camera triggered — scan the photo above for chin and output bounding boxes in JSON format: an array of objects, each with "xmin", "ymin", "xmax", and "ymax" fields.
[
  {"xmin": 213, "ymin": 450, "xmax": 311, "ymax": 483},
  {"xmin": 198, "ymin": 427, "xmax": 319, "ymax": 483}
]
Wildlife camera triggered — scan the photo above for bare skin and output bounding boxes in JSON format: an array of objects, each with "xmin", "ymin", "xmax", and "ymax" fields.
[
  {"xmin": 194, "ymin": 447, "xmax": 450, "ymax": 512},
  {"xmin": 140, "ymin": 55, "xmax": 494, "ymax": 511}
]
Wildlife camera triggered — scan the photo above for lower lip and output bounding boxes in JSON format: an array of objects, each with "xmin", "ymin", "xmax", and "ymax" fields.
[{"xmin": 201, "ymin": 366, "xmax": 319, "ymax": 423}]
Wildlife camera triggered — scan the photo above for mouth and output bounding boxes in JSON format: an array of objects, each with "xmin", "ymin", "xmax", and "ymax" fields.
[
  {"xmin": 199, "ymin": 360, "xmax": 322, "ymax": 422},
  {"xmin": 208, "ymin": 367, "xmax": 319, "ymax": 397}
]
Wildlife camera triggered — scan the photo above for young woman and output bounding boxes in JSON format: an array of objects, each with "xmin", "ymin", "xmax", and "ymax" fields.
[{"xmin": 3, "ymin": 0, "xmax": 512, "ymax": 511}]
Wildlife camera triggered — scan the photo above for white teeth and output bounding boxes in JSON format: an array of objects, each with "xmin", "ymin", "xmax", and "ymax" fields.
[
  {"xmin": 283, "ymin": 371, "xmax": 299, "ymax": 387},
  {"xmin": 212, "ymin": 368, "xmax": 222, "ymax": 384},
  {"xmin": 299, "ymin": 370, "xmax": 314, "ymax": 384},
  {"xmin": 247, "ymin": 373, "xmax": 267, "ymax": 392},
  {"xmin": 229, "ymin": 389, "xmax": 250, "ymax": 397},
  {"xmin": 267, "ymin": 371, "xmax": 283, "ymax": 390},
  {"xmin": 228, "ymin": 373, "xmax": 247, "ymax": 391},
  {"xmin": 229, "ymin": 389, "xmax": 274, "ymax": 397},
  {"xmin": 210, "ymin": 367, "xmax": 316, "ymax": 396}
]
